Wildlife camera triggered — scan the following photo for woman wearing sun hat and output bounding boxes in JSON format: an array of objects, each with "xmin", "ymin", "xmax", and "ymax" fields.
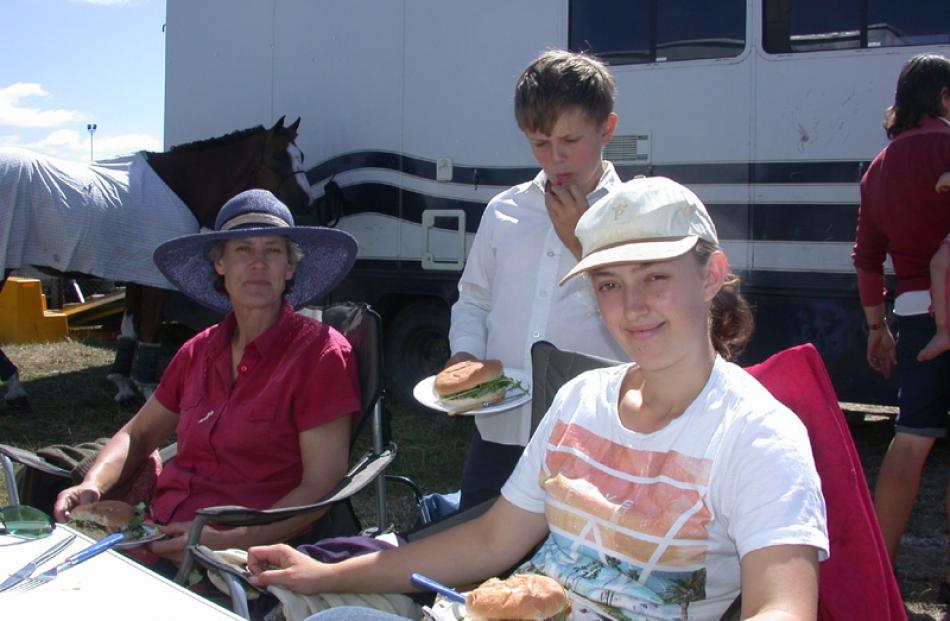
[
  {"xmin": 245, "ymin": 178, "xmax": 828, "ymax": 621},
  {"xmin": 53, "ymin": 189, "xmax": 362, "ymax": 567}
]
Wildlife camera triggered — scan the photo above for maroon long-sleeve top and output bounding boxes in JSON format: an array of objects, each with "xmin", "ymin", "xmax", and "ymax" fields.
[{"xmin": 853, "ymin": 116, "xmax": 950, "ymax": 306}]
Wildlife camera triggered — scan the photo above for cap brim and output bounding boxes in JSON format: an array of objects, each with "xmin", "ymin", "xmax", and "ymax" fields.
[
  {"xmin": 153, "ymin": 226, "xmax": 357, "ymax": 314},
  {"xmin": 560, "ymin": 236, "xmax": 700, "ymax": 285}
]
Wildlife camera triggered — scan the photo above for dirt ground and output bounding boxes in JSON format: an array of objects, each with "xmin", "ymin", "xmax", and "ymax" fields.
[{"xmin": 845, "ymin": 410, "xmax": 949, "ymax": 620}]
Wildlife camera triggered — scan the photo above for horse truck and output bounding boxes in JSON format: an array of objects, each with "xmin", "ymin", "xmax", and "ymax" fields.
[{"xmin": 163, "ymin": 0, "xmax": 950, "ymax": 407}]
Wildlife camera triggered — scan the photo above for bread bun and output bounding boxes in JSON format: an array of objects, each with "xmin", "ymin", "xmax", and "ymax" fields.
[
  {"xmin": 71, "ymin": 500, "xmax": 134, "ymax": 532},
  {"xmin": 465, "ymin": 574, "xmax": 569, "ymax": 620},
  {"xmin": 434, "ymin": 359, "xmax": 503, "ymax": 396}
]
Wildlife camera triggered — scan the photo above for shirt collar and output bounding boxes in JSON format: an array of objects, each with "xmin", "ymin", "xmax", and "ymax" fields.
[{"xmin": 210, "ymin": 299, "xmax": 295, "ymax": 357}]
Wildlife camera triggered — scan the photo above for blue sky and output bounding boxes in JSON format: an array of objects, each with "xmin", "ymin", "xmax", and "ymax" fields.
[{"xmin": 0, "ymin": 0, "xmax": 165, "ymax": 163}]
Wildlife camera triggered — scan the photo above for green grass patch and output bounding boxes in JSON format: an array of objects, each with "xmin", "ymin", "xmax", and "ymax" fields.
[{"xmin": 0, "ymin": 338, "xmax": 474, "ymax": 532}]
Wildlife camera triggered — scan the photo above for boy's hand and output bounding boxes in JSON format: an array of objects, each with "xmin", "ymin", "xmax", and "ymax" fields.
[
  {"xmin": 544, "ymin": 180, "xmax": 586, "ymax": 260},
  {"xmin": 444, "ymin": 352, "xmax": 477, "ymax": 368}
]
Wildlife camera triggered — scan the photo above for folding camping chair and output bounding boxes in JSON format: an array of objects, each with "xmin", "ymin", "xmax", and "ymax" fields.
[{"xmin": 0, "ymin": 302, "xmax": 397, "ymax": 618}]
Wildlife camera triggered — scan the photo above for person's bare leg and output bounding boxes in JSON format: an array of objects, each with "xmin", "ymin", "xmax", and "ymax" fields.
[{"xmin": 873, "ymin": 432, "xmax": 935, "ymax": 560}]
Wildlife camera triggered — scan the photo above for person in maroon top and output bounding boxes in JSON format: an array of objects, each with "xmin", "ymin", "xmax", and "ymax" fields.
[
  {"xmin": 852, "ymin": 53, "xmax": 950, "ymax": 600},
  {"xmin": 53, "ymin": 189, "xmax": 361, "ymax": 566}
]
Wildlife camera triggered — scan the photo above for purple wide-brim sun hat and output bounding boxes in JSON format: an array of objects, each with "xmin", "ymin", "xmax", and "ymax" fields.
[{"xmin": 153, "ymin": 189, "xmax": 358, "ymax": 314}]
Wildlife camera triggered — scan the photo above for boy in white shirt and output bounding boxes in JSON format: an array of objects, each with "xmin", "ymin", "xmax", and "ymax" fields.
[{"xmin": 446, "ymin": 50, "xmax": 629, "ymax": 510}]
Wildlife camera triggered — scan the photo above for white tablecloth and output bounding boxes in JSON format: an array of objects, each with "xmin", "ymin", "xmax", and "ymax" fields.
[{"xmin": 0, "ymin": 525, "xmax": 242, "ymax": 619}]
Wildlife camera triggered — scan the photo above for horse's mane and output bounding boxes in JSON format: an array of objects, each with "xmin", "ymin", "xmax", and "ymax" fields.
[{"xmin": 147, "ymin": 125, "xmax": 266, "ymax": 155}]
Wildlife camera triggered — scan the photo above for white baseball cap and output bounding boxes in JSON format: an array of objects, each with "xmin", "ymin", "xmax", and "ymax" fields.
[{"xmin": 560, "ymin": 176, "xmax": 719, "ymax": 285}]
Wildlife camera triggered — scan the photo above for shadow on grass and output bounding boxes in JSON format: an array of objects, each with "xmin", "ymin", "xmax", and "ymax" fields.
[{"xmin": 0, "ymin": 362, "xmax": 136, "ymax": 450}]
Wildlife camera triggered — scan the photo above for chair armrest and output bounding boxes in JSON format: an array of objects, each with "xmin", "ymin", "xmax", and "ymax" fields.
[
  {"xmin": 189, "ymin": 545, "xmax": 261, "ymax": 620},
  {"xmin": 0, "ymin": 444, "xmax": 71, "ymax": 478},
  {"xmin": 173, "ymin": 443, "xmax": 396, "ymax": 584}
]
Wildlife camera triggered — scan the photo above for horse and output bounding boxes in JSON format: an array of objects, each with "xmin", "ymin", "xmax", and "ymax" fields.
[{"xmin": 0, "ymin": 117, "xmax": 310, "ymax": 407}]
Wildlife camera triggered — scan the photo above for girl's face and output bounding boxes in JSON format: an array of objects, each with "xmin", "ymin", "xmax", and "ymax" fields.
[{"xmin": 589, "ymin": 251, "xmax": 726, "ymax": 371}]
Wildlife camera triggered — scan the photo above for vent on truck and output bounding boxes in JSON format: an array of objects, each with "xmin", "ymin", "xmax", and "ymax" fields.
[{"xmin": 605, "ymin": 134, "xmax": 650, "ymax": 163}]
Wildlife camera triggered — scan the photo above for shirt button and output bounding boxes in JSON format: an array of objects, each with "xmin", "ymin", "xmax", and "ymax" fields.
[
  {"xmin": 239, "ymin": 365, "xmax": 248, "ymax": 373},
  {"xmin": 532, "ymin": 330, "xmax": 541, "ymax": 338},
  {"xmin": 546, "ymin": 251, "xmax": 555, "ymax": 257}
]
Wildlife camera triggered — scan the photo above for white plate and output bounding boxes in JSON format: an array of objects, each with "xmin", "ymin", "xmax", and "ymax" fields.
[
  {"xmin": 114, "ymin": 523, "xmax": 165, "ymax": 549},
  {"xmin": 413, "ymin": 368, "xmax": 531, "ymax": 415}
]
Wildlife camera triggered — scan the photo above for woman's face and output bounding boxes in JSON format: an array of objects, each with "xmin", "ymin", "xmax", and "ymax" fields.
[
  {"xmin": 589, "ymin": 251, "xmax": 725, "ymax": 371},
  {"xmin": 214, "ymin": 235, "xmax": 295, "ymax": 310}
]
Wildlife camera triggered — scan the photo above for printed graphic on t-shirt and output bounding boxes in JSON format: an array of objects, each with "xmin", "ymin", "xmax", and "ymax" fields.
[{"xmin": 521, "ymin": 421, "xmax": 713, "ymax": 621}]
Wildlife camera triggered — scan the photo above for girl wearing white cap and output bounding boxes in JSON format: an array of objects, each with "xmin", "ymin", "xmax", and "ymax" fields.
[{"xmin": 249, "ymin": 178, "xmax": 828, "ymax": 621}]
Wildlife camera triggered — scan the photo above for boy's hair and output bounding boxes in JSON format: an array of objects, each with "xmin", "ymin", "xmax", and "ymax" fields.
[
  {"xmin": 515, "ymin": 49, "xmax": 615, "ymax": 135},
  {"xmin": 884, "ymin": 53, "xmax": 950, "ymax": 139}
]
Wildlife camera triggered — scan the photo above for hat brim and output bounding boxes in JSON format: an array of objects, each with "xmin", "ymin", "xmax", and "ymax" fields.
[
  {"xmin": 560, "ymin": 236, "xmax": 700, "ymax": 285},
  {"xmin": 153, "ymin": 225, "xmax": 358, "ymax": 314}
]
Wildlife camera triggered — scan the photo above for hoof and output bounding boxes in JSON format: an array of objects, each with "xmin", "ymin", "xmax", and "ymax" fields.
[{"xmin": 4, "ymin": 395, "xmax": 31, "ymax": 411}]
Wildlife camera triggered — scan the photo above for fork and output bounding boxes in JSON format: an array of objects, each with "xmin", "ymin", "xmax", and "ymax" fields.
[
  {"xmin": 0, "ymin": 533, "xmax": 77, "ymax": 593},
  {"xmin": 6, "ymin": 532, "xmax": 124, "ymax": 593}
]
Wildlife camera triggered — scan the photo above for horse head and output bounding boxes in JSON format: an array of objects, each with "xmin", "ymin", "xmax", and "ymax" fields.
[
  {"xmin": 257, "ymin": 116, "xmax": 311, "ymax": 215},
  {"xmin": 145, "ymin": 118, "xmax": 311, "ymax": 227}
]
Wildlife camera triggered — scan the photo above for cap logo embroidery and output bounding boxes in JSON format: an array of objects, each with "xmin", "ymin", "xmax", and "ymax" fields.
[{"xmin": 611, "ymin": 204, "xmax": 627, "ymax": 220}]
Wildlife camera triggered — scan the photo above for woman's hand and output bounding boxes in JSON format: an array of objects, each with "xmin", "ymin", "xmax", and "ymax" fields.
[
  {"xmin": 149, "ymin": 521, "xmax": 239, "ymax": 564},
  {"xmin": 247, "ymin": 544, "xmax": 329, "ymax": 594},
  {"xmin": 866, "ymin": 324, "xmax": 897, "ymax": 378},
  {"xmin": 53, "ymin": 482, "xmax": 102, "ymax": 522}
]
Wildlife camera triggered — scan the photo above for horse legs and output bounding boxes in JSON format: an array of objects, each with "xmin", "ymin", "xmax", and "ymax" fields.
[
  {"xmin": 107, "ymin": 310, "xmax": 141, "ymax": 404},
  {"xmin": 0, "ymin": 272, "xmax": 30, "ymax": 410},
  {"xmin": 0, "ymin": 347, "xmax": 29, "ymax": 410},
  {"xmin": 129, "ymin": 285, "xmax": 168, "ymax": 400}
]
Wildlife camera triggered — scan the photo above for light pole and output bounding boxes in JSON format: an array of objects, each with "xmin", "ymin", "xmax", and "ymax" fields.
[{"xmin": 86, "ymin": 123, "xmax": 97, "ymax": 161}]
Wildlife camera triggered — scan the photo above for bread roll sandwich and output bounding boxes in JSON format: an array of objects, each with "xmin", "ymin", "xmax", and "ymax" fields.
[
  {"xmin": 465, "ymin": 574, "xmax": 571, "ymax": 621},
  {"xmin": 69, "ymin": 500, "xmax": 144, "ymax": 539},
  {"xmin": 434, "ymin": 359, "xmax": 520, "ymax": 411}
]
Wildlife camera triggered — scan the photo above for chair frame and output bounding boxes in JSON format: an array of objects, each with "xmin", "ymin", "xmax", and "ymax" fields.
[{"xmin": 174, "ymin": 302, "xmax": 395, "ymax": 583}]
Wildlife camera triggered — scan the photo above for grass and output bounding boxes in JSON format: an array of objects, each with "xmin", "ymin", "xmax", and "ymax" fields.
[
  {"xmin": 2, "ymin": 337, "xmax": 946, "ymax": 619},
  {"xmin": 0, "ymin": 335, "xmax": 475, "ymax": 533}
]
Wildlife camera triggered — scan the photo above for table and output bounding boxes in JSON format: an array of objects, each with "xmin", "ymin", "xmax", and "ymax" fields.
[{"xmin": 0, "ymin": 524, "xmax": 244, "ymax": 619}]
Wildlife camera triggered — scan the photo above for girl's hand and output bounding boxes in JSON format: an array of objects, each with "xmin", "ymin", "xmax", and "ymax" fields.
[{"xmin": 247, "ymin": 544, "xmax": 328, "ymax": 594}]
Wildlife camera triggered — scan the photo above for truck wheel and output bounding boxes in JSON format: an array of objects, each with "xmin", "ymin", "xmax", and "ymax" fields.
[{"xmin": 384, "ymin": 301, "xmax": 451, "ymax": 406}]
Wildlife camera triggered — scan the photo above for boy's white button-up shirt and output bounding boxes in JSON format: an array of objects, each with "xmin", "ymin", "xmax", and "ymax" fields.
[{"xmin": 449, "ymin": 162, "xmax": 629, "ymax": 446}]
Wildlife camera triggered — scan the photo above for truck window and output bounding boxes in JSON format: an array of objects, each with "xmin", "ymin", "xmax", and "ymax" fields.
[
  {"xmin": 763, "ymin": 0, "xmax": 950, "ymax": 54},
  {"xmin": 569, "ymin": 0, "xmax": 746, "ymax": 65}
]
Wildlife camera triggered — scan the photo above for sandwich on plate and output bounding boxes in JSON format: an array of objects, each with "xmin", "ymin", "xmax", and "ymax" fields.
[
  {"xmin": 464, "ymin": 574, "xmax": 571, "ymax": 621},
  {"xmin": 69, "ymin": 500, "xmax": 146, "ymax": 539},
  {"xmin": 434, "ymin": 359, "xmax": 522, "ymax": 411}
]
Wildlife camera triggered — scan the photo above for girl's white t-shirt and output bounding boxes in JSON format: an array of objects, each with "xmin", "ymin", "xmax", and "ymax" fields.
[{"xmin": 502, "ymin": 356, "xmax": 829, "ymax": 621}]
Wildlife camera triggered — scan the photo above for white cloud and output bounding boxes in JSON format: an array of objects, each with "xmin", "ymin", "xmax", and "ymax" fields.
[
  {"xmin": 0, "ymin": 83, "xmax": 84, "ymax": 128},
  {"xmin": 1, "ymin": 128, "xmax": 162, "ymax": 163}
]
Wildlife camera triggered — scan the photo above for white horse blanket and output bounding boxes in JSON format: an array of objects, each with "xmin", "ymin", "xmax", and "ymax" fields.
[{"xmin": 0, "ymin": 148, "xmax": 199, "ymax": 290}]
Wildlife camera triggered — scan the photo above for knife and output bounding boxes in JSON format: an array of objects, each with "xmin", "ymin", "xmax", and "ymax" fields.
[
  {"xmin": 14, "ymin": 532, "xmax": 125, "ymax": 591},
  {"xmin": 0, "ymin": 533, "xmax": 77, "ymax": 592}
]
